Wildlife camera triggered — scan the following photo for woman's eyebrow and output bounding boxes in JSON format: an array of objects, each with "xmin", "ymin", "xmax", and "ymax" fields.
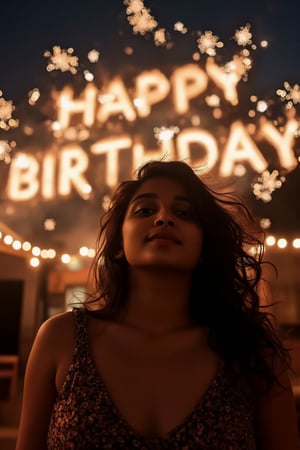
[{"xmin": 131, "ymin": 193, "xmax": 157, "ymax": 203}]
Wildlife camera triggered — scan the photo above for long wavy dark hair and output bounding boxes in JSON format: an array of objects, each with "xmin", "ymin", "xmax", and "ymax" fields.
[{"xmin": 87, "ymin": 160, "xmax": 290, "ymax": 393}]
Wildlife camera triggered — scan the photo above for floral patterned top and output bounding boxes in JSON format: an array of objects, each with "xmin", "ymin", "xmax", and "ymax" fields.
[{"xmin": 47, "ymin": 308, "xmax": 257, "ymax": 449}]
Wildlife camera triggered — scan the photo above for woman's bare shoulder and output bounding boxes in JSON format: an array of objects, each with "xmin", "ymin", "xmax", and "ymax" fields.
[
  {"xmin": 32, "ymin": 310, "xmax": 78, "ymax": 359},
  {"xmin": 24, "ymin": 310, "xmax": 79, "ymax": 383},
  {"xmin": 40, "ymin": 310, "xmax": 76, "ymax": 329},
  {"xmin": 37, "ymin": 310, "xmax": 76, "ymax": 338}
]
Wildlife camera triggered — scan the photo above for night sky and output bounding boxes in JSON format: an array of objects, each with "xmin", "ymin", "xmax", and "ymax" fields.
[
  {"xmin": 0, "ymin": 0, "xmax": 300, "ymax": 256},
  {"xmin": 1, "ymin": 0, "xmax": 300, "ymax": 101}
]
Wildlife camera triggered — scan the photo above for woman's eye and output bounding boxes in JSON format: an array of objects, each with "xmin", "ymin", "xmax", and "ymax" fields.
[
  {"xmin": 133, "ymin": 207, "xmax": 155, "ymax": 216},
  {"xmin": 176, "ymin": 208, "xmax": 198, "ymax": 221},
  {"xmin": 175, "ymin": 209, "xmax": 192, "ymax": 218}
]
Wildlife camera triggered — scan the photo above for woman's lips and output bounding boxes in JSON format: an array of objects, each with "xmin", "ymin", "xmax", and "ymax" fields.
[{"xmin": 146, "ymin": 232, "xmax": 181, "ymax": 244}]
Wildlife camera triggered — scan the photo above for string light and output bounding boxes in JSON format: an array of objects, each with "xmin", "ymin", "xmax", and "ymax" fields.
[
  {"xmin": 265, "ymin": 235, "xmax": 276, "ymax": 246},
  {"xmin": 22, "ymin": 241, "xmax": 32, "ymax": 251},
  {"xmin": 293, "ymin": 238, "xmax": 300, "ymax": 248},
  {"xmin": 61, "ymin": 254, "xmax": 71, "ymax": 264},
  {"xmin": 277, "ymin": 238, "xmax": 287, "ymax": 249},
  {"xmin": 30, "ymin": 257, "xmax": 40, "ymax": 268},
  {"xmin": 3, "ymin": 234, "xmax": 13, "ymax": 245},
  {"xmin": 32, "ymin": 246, "xmax": 41, "ymax": 256},
  {"xmin": 12, "ymin": 240, "xmax": 22, "ymax": 250},
  {"xmin": 79, "ymin": 246, "xmax": 89, "ymax": 256},
  {"xmin": 0, "ymin": 229, "xmax": 95, "ymax": 268}
]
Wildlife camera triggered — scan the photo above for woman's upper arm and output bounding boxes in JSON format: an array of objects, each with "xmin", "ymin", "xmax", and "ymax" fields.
[
  {"xmin": 255, "ymin": 368, "xmax": 300, "ymax": 450},
  {"xmin": 16, "ymin": 312, "xmax": 74, "ymax": 450}
]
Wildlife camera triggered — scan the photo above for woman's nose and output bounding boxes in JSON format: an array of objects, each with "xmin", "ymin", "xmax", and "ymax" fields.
[{"xmin": 154, "ymin": 212, "xmax": 175, "ymax": 227}]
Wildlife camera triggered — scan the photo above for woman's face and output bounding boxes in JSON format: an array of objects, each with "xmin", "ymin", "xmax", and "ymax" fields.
[{"xmin": 121, "ymin": 177, "xmax": 203, "ymax": 272}]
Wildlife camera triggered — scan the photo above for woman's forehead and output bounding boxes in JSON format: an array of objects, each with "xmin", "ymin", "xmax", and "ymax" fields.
[{"xmin": 134, "ymin": 176, "xmax": 188, "ymax": 196}]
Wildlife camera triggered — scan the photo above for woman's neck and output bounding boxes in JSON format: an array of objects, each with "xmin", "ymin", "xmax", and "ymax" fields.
[{"xmin": 118, "ymin": 268, "xmax": 195, "ymax": 335}]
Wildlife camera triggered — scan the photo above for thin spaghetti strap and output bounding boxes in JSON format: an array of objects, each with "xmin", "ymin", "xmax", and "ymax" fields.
[{"xmin": 72, "ymin": 307, "xmax": 89, "ymax": 359}]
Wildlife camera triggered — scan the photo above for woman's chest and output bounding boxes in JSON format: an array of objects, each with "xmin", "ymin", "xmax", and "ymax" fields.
[{"xmin": 88, "ymin": 328, "xmax": 220, "ymax": 436}]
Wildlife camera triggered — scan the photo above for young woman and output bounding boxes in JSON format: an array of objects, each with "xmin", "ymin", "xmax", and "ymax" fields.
[{"xmin": 16, "ymin": 160, "xmax": 300, "ymax": 449}]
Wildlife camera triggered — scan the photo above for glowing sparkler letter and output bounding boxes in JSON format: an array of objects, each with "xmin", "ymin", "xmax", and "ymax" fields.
[
  {"xmin": 176, "ymin": 128, "xmax": 218, "ymax": 173},
  {"xmin": 206, "ymin": 57, "xmax": 240, "ymax": 106},
  {"xmin": 135, "ymin": 70, "xmax": 170, "ymax": 117},
  {"xmin": 171, "ymin": 64, "xmax": 208, "ymax": 114},
  {"xmin": 220, "ymin": 121, "xmax": 268, "ymax": 177},
  {"xmin": 7, "ymin": 154, "xmax": 39, "ymax": 200},
  {"xmin": 91, "ymin": 136, "xmax": 132, "ymax": 187},
  {"xmin": 58, "ymin": 147, "xmax": 90, "ymax": 197},
  {"xmin": 260, "ymin": 118, "xmax": 298, "ymax": 171},
  {"xmin": 97, "ymin": 78, "xmax": 136, "ymax": 123},
  {"xmin": 57, "ymin": 85, "xmax": 98, "ymax": 129},
  {"xmin": 42, "ymin": 154, "xmax": 56, "ymax": 199}
]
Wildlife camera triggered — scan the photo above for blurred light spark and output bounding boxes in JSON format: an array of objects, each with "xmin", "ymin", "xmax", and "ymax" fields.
[
  {"xmin": 28, "ymin": 88, "xmax": 41, "ymax": 106},
  {"xmin": 124, "ymin": 46, "xmax": 134, "ymax": 55},
  {"xmin": 233, "ymin": 164, "xmax": 246, "ymax": 177},
  {"xmin": 154, "ymin": 28, "xmax": 166, "ymax": 46},
  {"xmin": 256, "ymin": 100, "xmax": 268, "ymax": 113},
  {"xmin": 84, "ymin": 70, "xmax": 94, "ymax": 82},
  {"xmin": 225, "ymin": 54, "xmax": 251, "ymax": 81},
  {"xmin": 252, "ymin": 170, "xmax": 286, "ymax": 202},
  {"xmin": 0, "ymin": 140, "xmax": 13, "ymax": 164},
  {"xmin": 205, "ymin": 94, "xmax": 220, "ymax": 107},
  {"xmin": 87, "ymin": 49, "xmax": 100, "ymax": 63},
  {"xmin": 192, "ymin": 52, "xmax": 200, "ymax": 61},
  {"xmin": 174, "ymin": 21, "xmax": 187, "ymax": 34},
  {"xmin": 44, "ymin": 46, "xmax": 79, "ymax": 74},
  {"xmin": 260, "ymin": 218, "xmax": 271, "ymax": 229},
  {"xmin": 124, "ymin": 0, "xmax": 158, "ymax": 35},
  {"xmin": 234, "ymin": 24, "xmax": 252, "ymax": 46},
  {"xmin": 190, "ymin": 115, "xmax": 201, "ymax": 126},
  {"xmin": 260, "ymin": 40, "xmax": 268, "ymax": 48},
  {"xmin": 102, "ymin": 194, "xmax": 111, "ymax": 211},
  {"xmin": 0, "ymin": 94, "xmax": 17, "ymax": 130},
  {"xmin": 278, "ymin": 82, "xmax": 300, "ymax": 105},
  {"xmin": 124, "ymin": 0, "xmax": 144, "ymax": 14},
  {"xmin": 197, "ymin": 31, "xmax": 223, "ymax": 56},
  {"xmin": 44, "ymin": 218, "xmax": 56, "ymax": 231},
  {"xmin": 154, "ymin": 126, "xmax": 180, "ymax": 142}
]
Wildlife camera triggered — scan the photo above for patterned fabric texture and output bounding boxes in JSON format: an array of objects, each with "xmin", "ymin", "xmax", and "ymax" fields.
[{"xmin": 47, "ymin": 308, "xmax": 257, "ymax": 449}]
